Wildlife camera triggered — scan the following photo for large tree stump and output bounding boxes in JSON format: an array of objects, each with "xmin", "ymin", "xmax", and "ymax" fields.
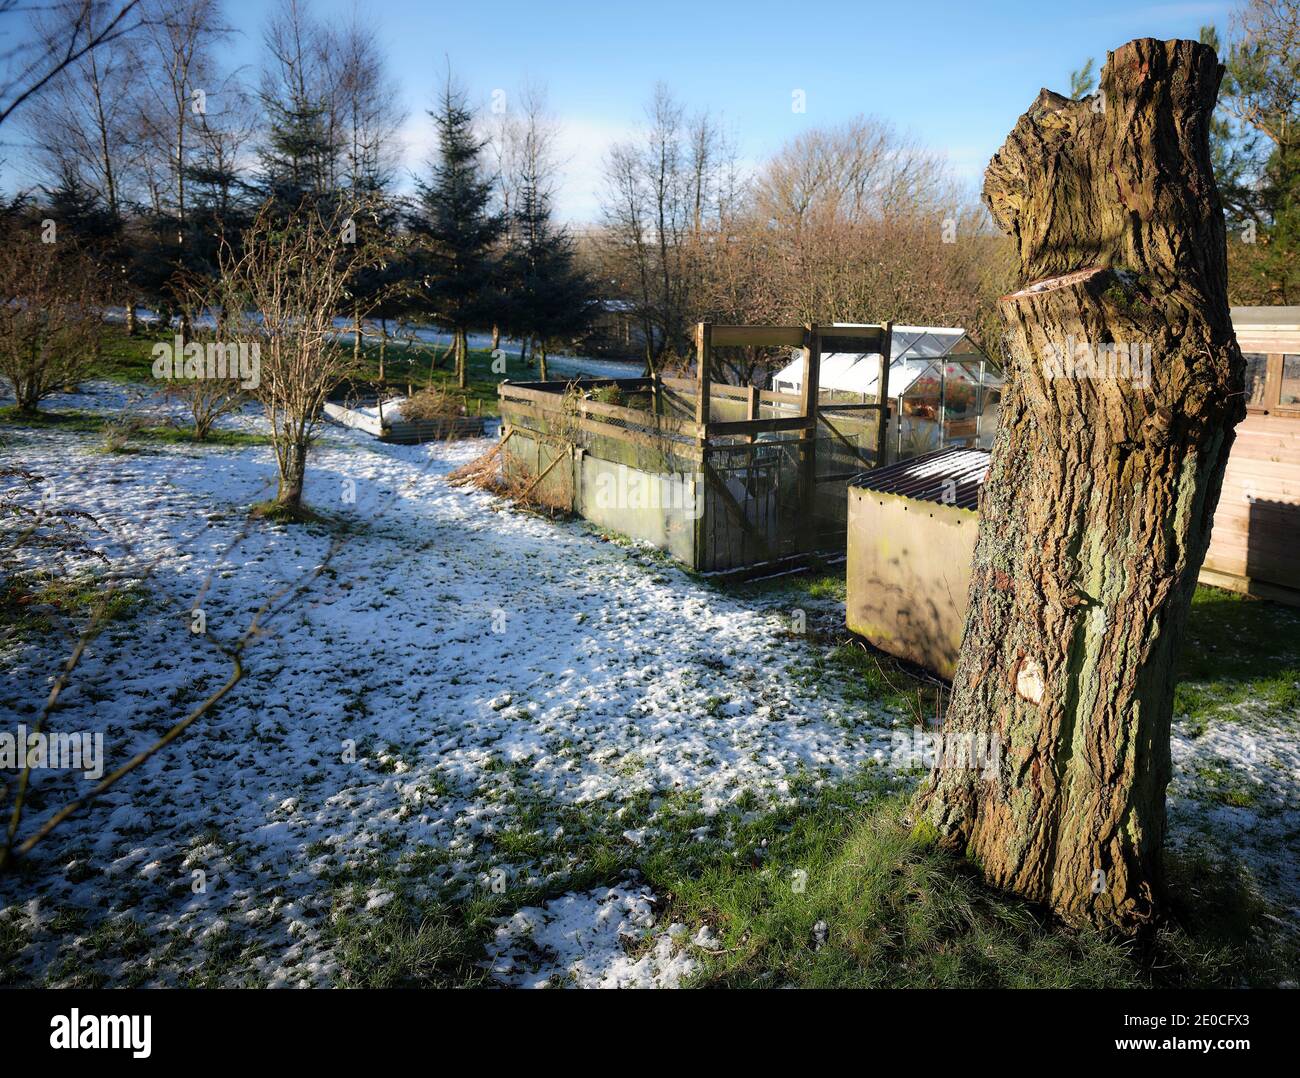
[{"xmin": 913, "ymin": 38, "xmax": 1245, "ymax": 933}]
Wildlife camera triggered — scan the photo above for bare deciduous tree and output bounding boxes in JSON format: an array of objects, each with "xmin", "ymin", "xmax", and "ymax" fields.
[
  {"xmin": 599, "ymin": 84, "xmax": 733, "ymax": 373},
  {"xmin": 222, "ymin": 200, "xmax": 383, "ymax": 513},
  {"xmin": 164, "ymin": 270, "xmax": 250, "ymax": 439},
  {"xmin": 132, "ymin": 0, "xmax": 232, "ymax": 245},
  {"xmin": 20, "ymin": 3, "xmax": 137, "ymax": 220},
  {"xmin": 0, "ymin": 0, "xmax": 140, "ymax": 128},
  {"xmin": 330, "ymin": 14, "xmax": 404, "ymax": 194},
  {"xmin": 752, "ymin": 115, "xmax": 954, "ymax": 232}
]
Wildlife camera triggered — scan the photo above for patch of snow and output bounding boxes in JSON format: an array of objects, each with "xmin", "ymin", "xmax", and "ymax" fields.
[
  {"xmin": 484, "ymin": 885, "xmax": 696, "ymax": 988},
  {"xmin": 2, "ymin": 379, "xmax": 1296, "ymax": 984}
]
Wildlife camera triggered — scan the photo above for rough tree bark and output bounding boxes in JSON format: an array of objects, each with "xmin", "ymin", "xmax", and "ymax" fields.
[
  {"xmin": 912, "ymin": 38, "xmax": 1245, "ymax": 933},
  {"xmin": 276, "ymin": 438, "xmax": 307, "ymax": 508}
]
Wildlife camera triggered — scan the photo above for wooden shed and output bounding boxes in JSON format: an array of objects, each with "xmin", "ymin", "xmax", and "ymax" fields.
[{"xmin": 1200, "ymin": 307, "xmax": 1300, "ymax": 604}]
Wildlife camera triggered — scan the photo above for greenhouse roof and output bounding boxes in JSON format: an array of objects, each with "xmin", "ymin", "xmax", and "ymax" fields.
[{"xmin": 772, "ymin": 324, "xmax": 997, "ymax": 398}]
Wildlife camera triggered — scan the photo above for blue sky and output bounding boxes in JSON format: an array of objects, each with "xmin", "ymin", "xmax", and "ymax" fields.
[{"xmin": 7, "ymin": 0, "xmax": 1237, "ymax": 220}]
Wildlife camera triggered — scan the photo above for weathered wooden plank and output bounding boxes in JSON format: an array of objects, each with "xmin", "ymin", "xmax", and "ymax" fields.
[
  {"xmin": 499, "ymin": 384, "xmax": 568, "ymax": 408},
  {"xmin": 760, "ymin": 391, "xmax": 804, "ymax": 407},
  {"xmin": 706, "ymin": 415, "xmax": 815, "ymax": 436},
  {"xmin": 577, "ymin": 397, "xmax": 700, "ymax": 437},
  {"xmin": 499, "ymin": 400, "xmax": 563, "ymax": 431},
  {"xmin": 817, "ymin": 328, "xmax": 886, "ymax": 353},
  {"xmin": 709, "ymin": 325, "xmax": 805, "ymax": 348},
  {"xmin": 1206, "ymin": 509, "xmax": 1300, "ymax": 544},
  {"xmin": 574, "ymin": 417, "xmax": 705, "ymax": 462},
  {"xmin": 1197, "ymin": 566, "xmax": 1300, "ymax": 607},
  {"xmin": 505, "ymin": 397, "xmax": 700, "ymax": 441},
  {"xmin": 1221, "ymin": 457, "xmax": 1300, "ymax": 482},
  {"xmin": 504, "ymin": 377, "xmax": 655, "ymax": 393}
]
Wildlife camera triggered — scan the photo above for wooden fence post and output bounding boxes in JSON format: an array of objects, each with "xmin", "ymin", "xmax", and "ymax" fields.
[
  {"xmin": 799, "ymin": 324, "xmax": 820, "ymax": 551},
  {"xmin": 695, "ymin": 322, "xmax": 712, "ymax": 431},
  {"xmin": 693, "ymin": 322, "xmax": 713, "ymax": 571},
  {"xmin": 878, "ymin": 320, "xmax": 893, "ymax": 465}
]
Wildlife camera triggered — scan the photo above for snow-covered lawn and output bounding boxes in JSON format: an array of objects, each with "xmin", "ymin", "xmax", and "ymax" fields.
[{"xmin": 1, "ymin": 383, "xmax": 1296, "ymax": 986}]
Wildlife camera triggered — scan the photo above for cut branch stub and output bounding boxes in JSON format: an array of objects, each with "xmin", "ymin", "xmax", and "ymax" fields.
[
  {"xmin": 913, "ymin": 39, "xmax": 1245, "ymax": 934},
  {"xmin": 983, "ymin": 38, "xmax": 1228, "ymax": 303}
]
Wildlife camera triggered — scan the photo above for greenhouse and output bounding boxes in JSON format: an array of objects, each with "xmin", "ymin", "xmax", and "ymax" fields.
[{"xmin": 771, "ymin": 324, "xmax": 1004, "ymax": 461}]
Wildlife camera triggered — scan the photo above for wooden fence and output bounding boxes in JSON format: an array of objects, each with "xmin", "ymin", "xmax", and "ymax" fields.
[{"xmin": 497, "ymin": 321, "xmax": 893, "ymax": 572}]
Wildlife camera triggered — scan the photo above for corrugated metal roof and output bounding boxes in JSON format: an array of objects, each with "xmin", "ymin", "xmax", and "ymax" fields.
[{"xmin": 850, "ymin": 448, "xmax": 990, "ymax": 510}]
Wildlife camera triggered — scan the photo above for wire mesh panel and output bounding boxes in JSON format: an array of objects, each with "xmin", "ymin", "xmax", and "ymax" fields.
[
  {"xmin": 701, "ymin": 440, "xmax": 795, "ymax": 571},
  {"xmin": 817, "ymin": 407, "xmax": 882, "ymax": 478},
  {"xmin": 810, "ymin": 405, "xmax": 883, "ymax": 540}
]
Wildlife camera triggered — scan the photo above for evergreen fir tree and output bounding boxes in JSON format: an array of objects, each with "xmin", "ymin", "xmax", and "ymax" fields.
[
  {"xmin": 44, "ymin": 165, "xmax": 121, "ymax": 251},
  {"xmin": 258, "ymin": 95, "xmax": 340, "ymax": 215},
  {"xmin": 408, "ymin": 75, "xmax": 505, "ymax": 389},
  {"xmin": 505, "ymin": 179, "xmax": 597, "ymax": 379},
  {"xmin": 1254, "ymin": 143, "xmax": 1300, "ymax": 302},
  {"xmin": 345, "ymin": 188, "xmax": 409, "ymax": 378}
]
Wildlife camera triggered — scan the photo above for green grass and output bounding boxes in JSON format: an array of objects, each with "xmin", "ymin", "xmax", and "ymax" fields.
[
  {"xmin": 1175, "ymin": 585, "xmax": 1300, "ymax": 728},
  {"xmin": 0, "ymin": 569, "xmax": 147, "ymax": 643},
  {"xmin": 93, "ymin": 325, "xmax": 172, "ymax": 381},
  {"xmin": 249, "ymin": 499, "xmax": 327, "ymax": 525},
  {"xmin": 652, "ymin": 791, "xmax": 1288, "ymax": 988},
  {"xmin": 0, "ymin": 406, "xmax": 106, "ymax": 433},
  {"xmin": 328, "ymin": 891, "xmax": 489, "ymax": 988},
  {"xmin": 292, "ymin": 775, "xmax": 1292, "ymax": 989},
  {"xmin": 790, "ymin": 638, "xmax": 937, "ymax": 718},
  {"xmin": 718, "ymin": 560, "xmax": 848, "ymax": 605}
]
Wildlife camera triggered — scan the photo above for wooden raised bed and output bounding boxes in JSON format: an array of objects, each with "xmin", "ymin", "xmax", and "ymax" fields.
[{"xmin": 498, "ymin": 322, "xmax": 892, "ymax": 572}]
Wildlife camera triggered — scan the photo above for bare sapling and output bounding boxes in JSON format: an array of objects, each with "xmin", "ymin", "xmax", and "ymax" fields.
[{"xmin": 220, "ymin": 199, "xmax": 387, "ymax": 515}]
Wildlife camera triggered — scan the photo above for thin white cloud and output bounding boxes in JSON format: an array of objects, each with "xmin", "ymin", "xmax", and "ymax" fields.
[
  {"xmin": 551, "ymin": 115, "xmax": 639, "ymax": 225},
  {"xmin": 396, "ymin": 108, "xmax": 637, "ymax": 226}
]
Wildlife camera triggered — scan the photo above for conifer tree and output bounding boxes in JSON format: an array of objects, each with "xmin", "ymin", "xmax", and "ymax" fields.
[
  {"xmin": 506, "ymin": 179, "xmax": 596, "ymax": 379},
  {"xmin": 408, "ymin": 74, "xmax": 504, "ymax": 389}
]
